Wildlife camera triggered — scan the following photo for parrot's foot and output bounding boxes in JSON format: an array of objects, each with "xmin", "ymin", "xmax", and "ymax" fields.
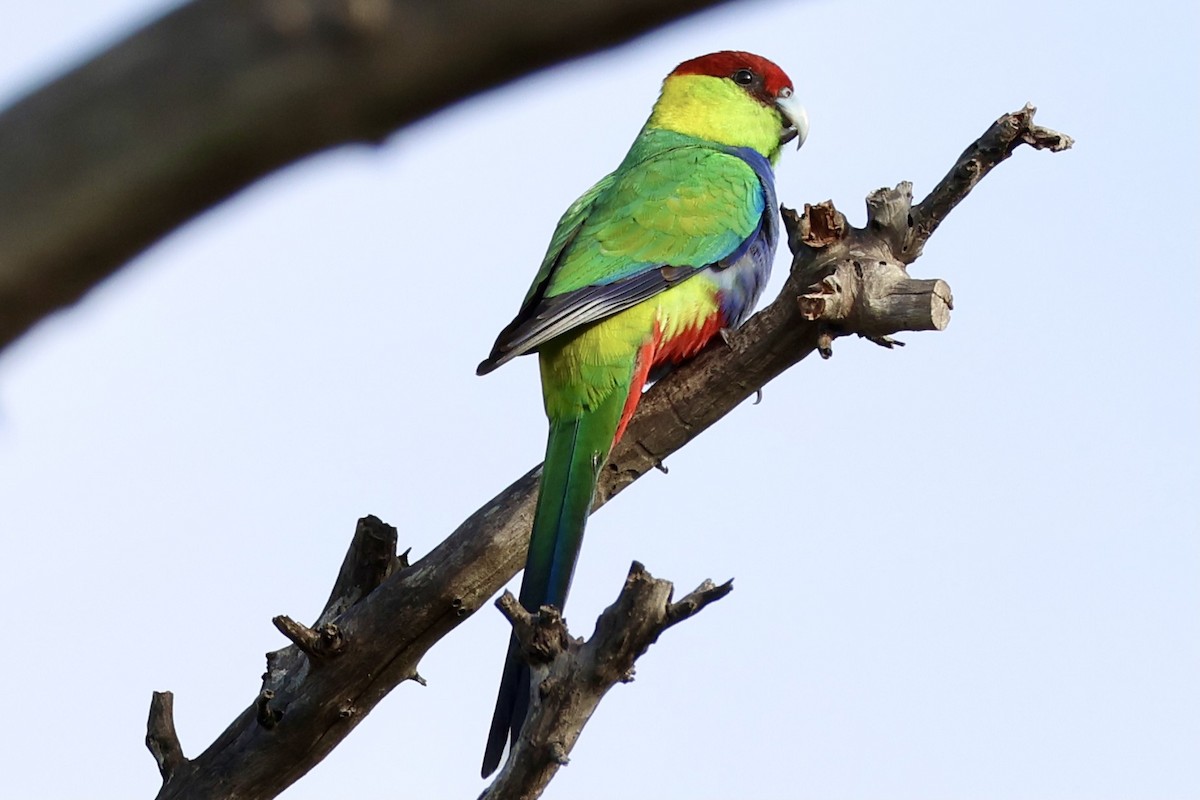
[{"xmin": 863, "ymin": 333, "xmax": 905, "ymax": 349}]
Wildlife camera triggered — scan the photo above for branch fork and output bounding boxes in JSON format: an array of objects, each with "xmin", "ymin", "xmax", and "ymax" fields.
[
  {"xmin": 784, "ymin": 196, "xmax": 953, "ymax": 360},
  {"xmin": 482, "ymin": 562, "xmax": 733, "ymax": 800},
  {"xmin": 145, "ymin": 515, "xmax": 404, "ymax": 796}
]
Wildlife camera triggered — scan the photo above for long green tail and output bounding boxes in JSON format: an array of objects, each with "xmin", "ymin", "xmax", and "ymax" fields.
[{"xmin": 481, "ymin": 386, "xmax": 627, "ymax": 777}]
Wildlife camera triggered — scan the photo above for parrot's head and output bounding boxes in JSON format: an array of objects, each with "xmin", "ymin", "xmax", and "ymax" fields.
[{"xmin": 649, "ymin": 51, "xmax": 808, "ymax": 163}]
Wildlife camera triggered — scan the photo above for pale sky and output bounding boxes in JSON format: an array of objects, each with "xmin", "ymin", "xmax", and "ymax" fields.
[{"xmin": 0, "ymin": 1, "xmax": 1197, "ymax": 798}]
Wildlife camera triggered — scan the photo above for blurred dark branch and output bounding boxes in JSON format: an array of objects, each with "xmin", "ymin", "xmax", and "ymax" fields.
[
  {"xmin": 145, "ymin": 107, "xmax": 1070, "ymax": 800},
  {"xmin": 0, "ymin": 0, "xmax": 738, "ymax": 354}
]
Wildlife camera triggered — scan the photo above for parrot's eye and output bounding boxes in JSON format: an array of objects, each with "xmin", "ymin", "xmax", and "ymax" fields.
[{"xmin": 732, "ymin": 69, "xmax": 755, "ymax": 86}]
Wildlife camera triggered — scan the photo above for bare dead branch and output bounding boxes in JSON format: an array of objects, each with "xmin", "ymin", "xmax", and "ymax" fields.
[
  {"xmin": 0, "ymin": 0, "xmax": 739, "ymax": 355},
  {"xmin": 145, "ymin": 691, "xmax": 187, "ymax": 784},
  {"xmin": 905, "ymin": 103, "xmax": 1074, "ymax": 261},
  {"xmin": 144, "ymin": 107, "xmax": 1071, "ymax": 799},
  {"xmin": 481, "ymin": 563, "xmax": 730, "ymax": 800}
]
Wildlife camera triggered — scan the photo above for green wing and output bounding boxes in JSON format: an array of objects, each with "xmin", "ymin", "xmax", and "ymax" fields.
[
  {"xmin": 516, "ymin": 174, "xmax": 616, "ymax": 310},
  {"xmin": 546, "ymin": 145, "xmax": 761, "ymax": 294},
  {"xmin": 478, "ymin": 144, "xmax": 763, "ymax": 374}
]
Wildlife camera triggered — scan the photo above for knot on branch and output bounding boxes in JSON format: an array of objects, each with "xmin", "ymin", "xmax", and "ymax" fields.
[
  {"xmin": 496, "ymin": 592, "xmax": 571, "ymax": 664},
  {"xmin": 256, "ymin": 689, "xmax": 283, "ymax": 729},
  {"xmin": 273, "ymin": 616, "xmax": 348, "ymax": 659},
  {"xmin": 786, "ymin": 200, "xmax": 847, "ymax": 251}
]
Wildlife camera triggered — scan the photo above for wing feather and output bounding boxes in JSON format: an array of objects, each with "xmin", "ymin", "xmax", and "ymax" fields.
[{"xmin": 478, "ymin": 144, "xmax": 766, "ymax": 375}]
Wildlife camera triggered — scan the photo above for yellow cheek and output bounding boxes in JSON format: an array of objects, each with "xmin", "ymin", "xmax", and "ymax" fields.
[{"xmin": 647, "ymin": 74, "xmax": 781, "ymax": 159}]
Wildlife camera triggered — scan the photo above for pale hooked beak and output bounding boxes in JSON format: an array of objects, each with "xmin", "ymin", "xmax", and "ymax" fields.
[{"xmin": 775, "ymin": 91, "xmax": 809, "ymax": 150}]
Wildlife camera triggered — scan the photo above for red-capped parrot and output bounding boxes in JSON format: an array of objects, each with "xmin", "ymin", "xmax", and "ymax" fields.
[{"xmin": 478, "ymin": 51, "xmax": 808, "ymax": 776}]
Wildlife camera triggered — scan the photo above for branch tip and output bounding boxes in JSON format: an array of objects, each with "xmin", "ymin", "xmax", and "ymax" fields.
[
  {"xmin": 909, "ymin": 104, "xmax": 1072, "ymax": 253},
  {"xmin": 666, "ymin": 578, "xmax": 734, "ymax": 626},
  {"xmin": 495, "ymin": 590, "xmax": 525, "ymax": 624}
]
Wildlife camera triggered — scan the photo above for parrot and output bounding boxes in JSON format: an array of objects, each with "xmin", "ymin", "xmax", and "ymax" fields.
[{"xmin": 478, "ymin": 51, "xmax": 808, "ymax": 777}]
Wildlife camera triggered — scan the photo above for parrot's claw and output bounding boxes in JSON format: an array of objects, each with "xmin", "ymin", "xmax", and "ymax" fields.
[
  {"xmin": 718, "ymin": 327, "xmax": 736, "ymax": 347},
  {"xmin": 752, "ymin": 389, "xmax": 764, "ymax": 405},
  {"xmin": 863, "ymin": 334, "xmax": 905, "ymax": 350}
]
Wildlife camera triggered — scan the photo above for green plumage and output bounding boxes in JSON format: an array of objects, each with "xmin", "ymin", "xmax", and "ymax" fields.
[
  {"xmin": 479, "ymin": 133, "xmax": 767, "ymax": 778},
  {"xmin": 482, "ymin": 378, "xmax": 628, "ymax": 775},
  {"xmin": 480, "ymin": 52, "xmax": 800, "ymax": 777},
  {"xmin": 551, "ymin": 137, "xmax": 760, "ymax": 289},
  {"xmin": 517, "ymin": 132, "xmax": 760, "ymax": 299},
  {"xmin": 523, "ymin": 381, "xmax": 626, "ymax": 612}
]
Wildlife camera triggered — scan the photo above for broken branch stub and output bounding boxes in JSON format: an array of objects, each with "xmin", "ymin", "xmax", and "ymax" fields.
[
  {"xmin": 784, "ymin": 190, "xmax": 954, "ymax": 359},
  {"xmin": 146, "ymin": 691, "xmax": 187, "ymax": 783}
]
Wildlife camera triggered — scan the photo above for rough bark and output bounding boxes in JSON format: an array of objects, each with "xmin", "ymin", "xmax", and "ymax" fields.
[
  {"xmin": 0, "ymin": 0, "xmax": 737, "ymax": 354},
  {"xmin": 144, "ymin": 106, "xmax": 1072, "ymax": 800}
]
